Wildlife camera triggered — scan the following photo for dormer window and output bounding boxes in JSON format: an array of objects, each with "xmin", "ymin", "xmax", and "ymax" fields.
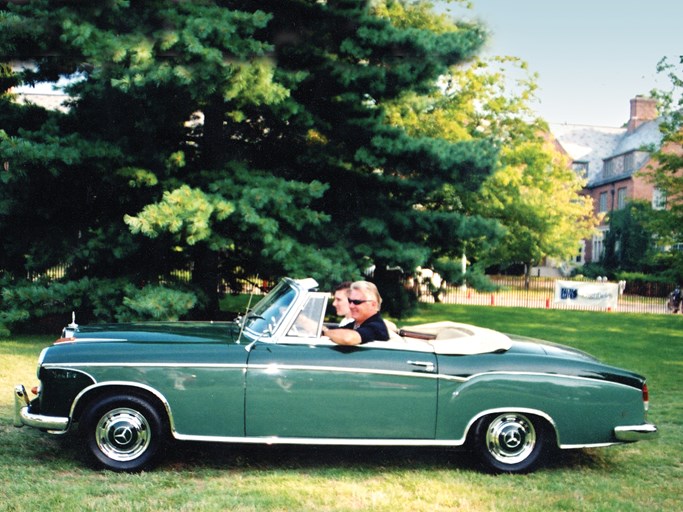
[
  {"xmin": 572, "ymin": 161, "xmax": 589, "ymax": 175},
  {"xmin": 624, "ymin": 152, "xmax": 635, "ymax": 173},
  {"xmin": 604, "ymin": 159, "xmax": 614, "ymax": 175}
]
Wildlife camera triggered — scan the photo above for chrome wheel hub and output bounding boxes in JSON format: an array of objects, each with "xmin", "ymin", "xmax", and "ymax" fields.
[
  {"xmin": 485, "ymin": 413, "xmax": 536, "ymax": 464},
  {"xmin": 95, "ymin": 407, "xmax": 151, "ymax": 462}
]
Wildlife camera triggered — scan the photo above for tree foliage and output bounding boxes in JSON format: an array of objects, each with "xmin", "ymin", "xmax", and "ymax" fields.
[
  {"xmin": 0, "ymin": 0, "xmax": 496, "ymax": 327},
  {"xmin": 385, "ymin": 45, "xmax": 598, "ymax": 280},
  {"xmin": 480, "ymin": 140, "xmax": 597, "ymax": 276},
  {"xmin": 601, "ymin": 202, "xmax": 657, "ymax": 273},
  {"xmin": 640, "ymin": 56, "xmax": 683, "ymax": 281}
]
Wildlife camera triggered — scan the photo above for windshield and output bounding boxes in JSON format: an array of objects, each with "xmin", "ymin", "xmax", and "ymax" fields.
[
  {"xmin": 243, "ymin": 280, "xmax": 298, "ymax": 337},
  {"xmin": 286, "ymin": 295, "xmax": 327, "ymax": 338}
]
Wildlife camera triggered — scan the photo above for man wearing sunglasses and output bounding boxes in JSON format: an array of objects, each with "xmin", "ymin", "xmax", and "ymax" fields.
[{"xmin": 322, "ymin": 281, "xmax": 390, "ymax": 345}]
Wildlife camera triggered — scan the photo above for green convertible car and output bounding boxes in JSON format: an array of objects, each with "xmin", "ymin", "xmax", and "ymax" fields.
[{"xmin": 14, "ymin": 277, "xmax": 657, "ymax": 473}]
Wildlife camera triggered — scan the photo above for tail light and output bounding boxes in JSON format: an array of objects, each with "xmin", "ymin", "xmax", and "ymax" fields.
[{"xmin": 642, "ymin": 383, "xmax": 649, "ymax": 412}]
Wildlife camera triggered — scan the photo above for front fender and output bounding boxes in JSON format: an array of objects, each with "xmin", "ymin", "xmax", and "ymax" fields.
[
  {"xmin": 69, "ymin": 381, "xmax": 173, "ymax": 428},
  {"xmin": 37, "ymin": 367, "xmax": 96, "ymax": 418}
]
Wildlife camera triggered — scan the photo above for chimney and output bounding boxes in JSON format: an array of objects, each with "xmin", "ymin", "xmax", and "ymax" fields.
[{"xmin": 627, "ymin": 96, "xmax": 657, "ymax": 132}]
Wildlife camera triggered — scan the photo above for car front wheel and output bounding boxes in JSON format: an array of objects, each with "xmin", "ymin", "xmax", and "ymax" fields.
[
  {"xmin": 472, "ymin": 412, "xmax": 547, "ymax": 473},
  {"xmin": 81, "ymin": 395, "xmax": 167, "ymax": 472}
]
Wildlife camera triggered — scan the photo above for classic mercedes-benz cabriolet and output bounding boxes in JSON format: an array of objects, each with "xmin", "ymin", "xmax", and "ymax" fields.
[{"xmin": 14, "ymin": 277, "xmax": 657, "ymax": 473}]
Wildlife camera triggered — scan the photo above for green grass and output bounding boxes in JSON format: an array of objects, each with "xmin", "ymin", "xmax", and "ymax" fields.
[{"xmin": 1, "ymin": 305, "xmax": 682, "ymax": 512}]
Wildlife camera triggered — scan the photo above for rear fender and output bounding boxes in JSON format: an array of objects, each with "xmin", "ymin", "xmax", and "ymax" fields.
[{"xmin": 437, "ymin": 372, "xmax": 643, "ymax": 446}]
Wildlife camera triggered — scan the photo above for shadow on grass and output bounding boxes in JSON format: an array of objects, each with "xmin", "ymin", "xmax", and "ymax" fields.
[
  {"xmin": 166, "ymin": 442, "xmax": 476, "ymax": 472},
  {"xmin": 4, "ymin": 424, "xmax": 619, "ymax": 475},
  {"xmin": 0, "ymin": 424, "xmax": 618, "ymax": 472},
  {"xmin": 159, "ymin": 440, "xmax": 617, "ymax": 474}
]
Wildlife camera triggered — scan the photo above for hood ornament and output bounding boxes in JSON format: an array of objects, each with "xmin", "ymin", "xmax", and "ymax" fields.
[{"xmin": 61, "ymin": 311, "xmax": 79, "ymax": 339}]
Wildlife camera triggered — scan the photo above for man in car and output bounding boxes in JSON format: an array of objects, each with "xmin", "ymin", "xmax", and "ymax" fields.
[
  {"xmin": 322, "ymin": 280, "xmax": 390, "ymax": 345},
  {"xmin": 332, "ymin": 281, "xmax": 355, "ymax": 327}
]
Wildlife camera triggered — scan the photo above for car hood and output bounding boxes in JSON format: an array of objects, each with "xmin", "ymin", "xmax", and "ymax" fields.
[{"xmin": 67, "ymin": 321, "xmax": 243, "ymax": 344}]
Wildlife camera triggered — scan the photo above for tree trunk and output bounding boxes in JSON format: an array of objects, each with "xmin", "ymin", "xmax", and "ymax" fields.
[
  {"xmin": 524, "ymin": 262, "xmax": 532, "ymax": 289},
  {"xmin": 191, "ymin": 98, "xmax": 225, "ymax": 318},
  {"xmin": 192, "ymin": 244, "xmax": 220, "ymax": 318}
]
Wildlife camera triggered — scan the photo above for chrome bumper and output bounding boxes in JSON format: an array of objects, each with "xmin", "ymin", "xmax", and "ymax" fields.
[
  {"xmin": 614, "ymin": 423, "xmax": 659, "ymax": 442},
  {"xmin": 13, "ymin": 384, "xmax": 70, "ymax": 433}
]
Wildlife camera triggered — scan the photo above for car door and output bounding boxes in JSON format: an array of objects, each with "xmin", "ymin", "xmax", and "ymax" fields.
[{"xmin": 245, "ymin": 323, "xmax": 438, "ymax": 440}]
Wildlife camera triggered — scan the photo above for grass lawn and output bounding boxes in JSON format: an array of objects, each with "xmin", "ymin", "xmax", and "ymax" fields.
[{"xmin": 1, "ymin": 304, "xmax": 681, "ymax": 511}]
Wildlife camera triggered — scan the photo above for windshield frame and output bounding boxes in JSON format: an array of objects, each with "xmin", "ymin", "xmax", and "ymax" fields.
[
  {"xmin": 242, "ymin": 281, "xmax": 297, "ymax": 339},
  {"xmin": 241, "ymin": 278, "xmax": 318, "ymax": 340}
]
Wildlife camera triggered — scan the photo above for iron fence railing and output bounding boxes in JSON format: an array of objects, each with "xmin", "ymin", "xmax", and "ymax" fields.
[
  {"xmin": 19, "ymin": 266, "xmax": 678, "ymax": 315},
  {"xmin": 420, "ymin": 276, "xmax": 676, "ymax": 315}
]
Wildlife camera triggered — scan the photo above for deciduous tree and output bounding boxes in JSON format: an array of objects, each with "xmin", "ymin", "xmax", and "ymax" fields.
[
  {"xmin": 640, "ymin": 55, "xmax": 683, "ymax": 281},
  {"xmin": 384, "ymin": 20, "xmax": 598, "ymax": 282}
]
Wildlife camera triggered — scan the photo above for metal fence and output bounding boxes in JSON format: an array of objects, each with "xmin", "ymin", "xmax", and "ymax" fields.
[
  {"xmin": 419, "ymin": 276, "xmax": 676, "ymax": 315},
  {"xmin": 23, "ymin": 266, "xmax": 677, "ymax": 315}
]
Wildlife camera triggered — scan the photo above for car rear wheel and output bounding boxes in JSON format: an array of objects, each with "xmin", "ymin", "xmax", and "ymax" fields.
[
  {"xmin": 81, "ymin": 395, "xmax": 167, "ymax": 472},
  {"xmin": 472, "ymin": 412, "xmax": 547, "ymax": 474}
]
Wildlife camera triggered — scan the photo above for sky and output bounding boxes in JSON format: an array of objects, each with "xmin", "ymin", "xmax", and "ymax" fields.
[
  {"xmin": 16, "ymin": 1, "xmax": 680, "ymax": 128},
  {"xmin": 440, "ymin": 0, "xmax": 682, "ymax": 127}
]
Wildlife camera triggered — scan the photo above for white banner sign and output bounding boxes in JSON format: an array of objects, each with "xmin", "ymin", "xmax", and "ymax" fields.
[{"xmin": 554, "ymin": 280, "xmax": 619, "ymax": 309}]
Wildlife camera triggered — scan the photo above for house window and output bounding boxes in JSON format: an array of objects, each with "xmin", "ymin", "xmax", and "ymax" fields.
[
  {"xmin": 617, "ymin": 187, "xmax": 627, "ymax": 209},
  {"xmin": 592, "ymin": 231, "xmax": 606, "ymax": 262},
  {"xmin": 653, "ymin": 188, "xmax": 666, "ymax": 210},
  {"xmin": 624, "ymin": 152, "xmax": 635, "ymax": 172},
  {"xmin": 599, "ymin": 192, "xmax": 608, "ymax": 212},
  {"xmin": 575, "ymin": 241, "xmax": 585, "ymax": 264},
  {"xmin": 572, "ymin": 161, "xmax": 589, "ymax": 175}
]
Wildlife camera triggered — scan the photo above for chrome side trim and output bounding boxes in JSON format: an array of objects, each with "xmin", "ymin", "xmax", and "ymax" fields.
[
  {"xmin": 172, "ymin": 433, "xmax": 467, "ymax": 447},
  {"xmin": 614, "ymin": 424, "xmax": 659, "ymax": 442},
  {"xmin": 41, "ymin": 365, "xmax": 97, "ymax": 383},
  {"xmin": 559, "ymin": 442, "xmax": 619, "ymax": 449},
  {"xmin": 248, "ymin": 363, "xmax": 445, "ymax": 381},
  {"xmin": 42, "ymin": 362, "xmax": 638, "ymax": 388},
  {"xmin": 173, "ymin": 406, "xmax": 558, "ymax": 449},
  {"xmin": 43, "ymin": 362, "xmax": 245, "ymax": 369},
  {"xmin": 59, "ymin": 338, "xmax": 127, "ymax": 343},
  {"xmin": 44, "ymin": 362, "xmax": 451, "ymax": 381}
]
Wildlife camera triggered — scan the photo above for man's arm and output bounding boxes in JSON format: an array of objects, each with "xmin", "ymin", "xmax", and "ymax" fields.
[{"xmin": 322, "ymin": 325, "xmax": 362, "ymax": 346}]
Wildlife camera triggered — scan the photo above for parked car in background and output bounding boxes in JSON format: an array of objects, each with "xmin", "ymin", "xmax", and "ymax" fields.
[{"xmin": 14, "ymin": 277, "xmax": 657, "ymax": 473}]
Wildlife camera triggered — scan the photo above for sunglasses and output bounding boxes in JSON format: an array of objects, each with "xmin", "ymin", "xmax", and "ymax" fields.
[{"xmin": 348, "ymin": 298, "xmax": 373, "ymax": 305}]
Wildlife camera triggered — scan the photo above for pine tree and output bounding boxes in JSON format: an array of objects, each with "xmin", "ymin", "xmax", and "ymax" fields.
[{"xmin": 0, "ymin": 0, "xmax": 495, "ymax": 323}]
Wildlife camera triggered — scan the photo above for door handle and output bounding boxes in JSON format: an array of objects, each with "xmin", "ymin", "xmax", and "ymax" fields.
[{"xmin": 407, "ymin": 360, "xmax": 435, "ymax": 373}]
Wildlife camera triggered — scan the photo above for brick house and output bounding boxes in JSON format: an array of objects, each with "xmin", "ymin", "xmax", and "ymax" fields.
[{"xmin": 550, "ymin": 96, "xmax": 663, "ymax": 266}]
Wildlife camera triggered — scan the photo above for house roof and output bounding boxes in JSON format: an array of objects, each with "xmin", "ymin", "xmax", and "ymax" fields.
[{"xmin": 550, "ymin": 118, "xmax": 662, "ymax": 186}]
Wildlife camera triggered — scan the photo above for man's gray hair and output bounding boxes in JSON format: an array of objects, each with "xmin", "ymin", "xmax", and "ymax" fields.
[{"xmin": 350, "ymin": 280, "xmax": 382, "ymax": 308}]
